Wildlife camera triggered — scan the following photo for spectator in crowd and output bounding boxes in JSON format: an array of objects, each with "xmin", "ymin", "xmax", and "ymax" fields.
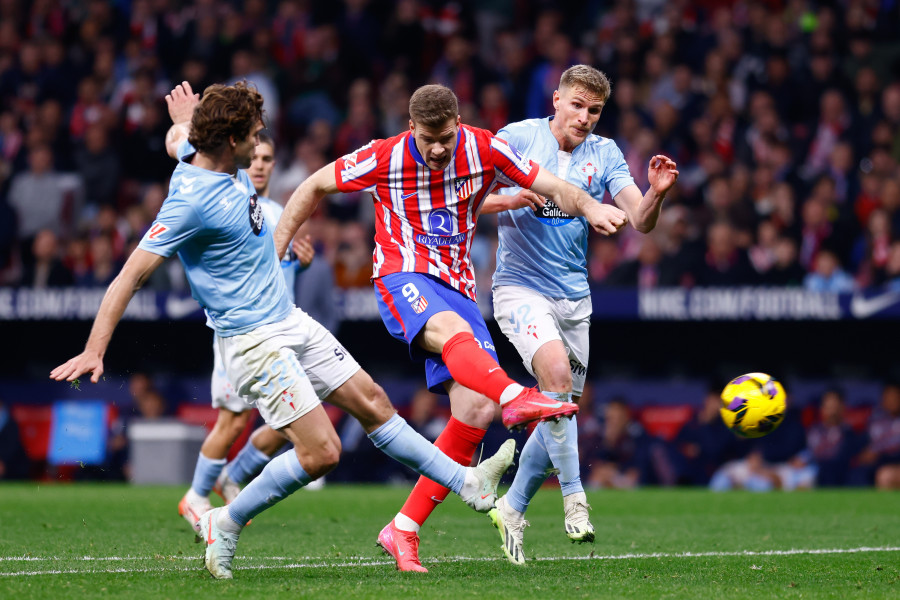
[
  {"xmin": 21, "ymin": 228, "xmax": 73, "ymax": 288},
  {"xmin": 0, "ymin": 400, "xmax": 30, "ymax": 480},
  {"xmin": 672, "ymin": 389, "xmax": 742, "ymax": 486},
  {"xmin": 585, "ymin": 398, "xmax": 671, "ymax": 489},
  {"xmin": 332, "ymin": 221, "xmax": 374, "ymax": 290},
  {"xmin": 74, "ymin": 123, "xmax": 119, "ymax": 208},
  {"xmin": 851, "ymin": 382, "xmax": 900, "ymax": 488},
  {"xmin": 803, "ymin": 248, "xmax": 856, "ymax": 293},
  {"xmin": 762, "ymin": 235, "xmax": 807, "ymax": 286},
  {"xmin": 805, "ymin": 388, "xmax": 865, "ymax": 487},
  {"xmin": 696, "ymin": 220, "xmax": 758, "ymax": 286},
  {"xmin": 709, "ymin": 404, "xmax": 809, "ymax": 491},
  {"xmin": 8, "ymin": 144, "xmax": 81, "ymax": 266}
]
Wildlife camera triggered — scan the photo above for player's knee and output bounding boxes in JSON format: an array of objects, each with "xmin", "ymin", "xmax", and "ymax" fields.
[
  {"xmin": 213, "ymin": 410, "xmax": 251, "ymax": 443},
  {"xmin": 539, "ymin": 361, "xmax": 574, "ymax": 392},
  {"xmin": 341, "ymin": 372, "xmax": 395, "ymax": 430}
]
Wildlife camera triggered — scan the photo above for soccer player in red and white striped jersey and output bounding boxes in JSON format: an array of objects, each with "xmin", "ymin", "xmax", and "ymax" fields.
[{"xmin": 273, "ymin": 84, "xmax": 629, "ymax": 572}]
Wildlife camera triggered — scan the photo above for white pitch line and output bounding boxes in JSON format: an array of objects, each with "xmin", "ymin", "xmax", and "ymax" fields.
[{"xmin": 2, "ymin": 546, "xmax": 899, "ymax": 577}]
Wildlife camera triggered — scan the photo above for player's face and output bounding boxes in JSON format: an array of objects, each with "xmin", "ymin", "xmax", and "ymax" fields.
[
  {"xmin": 248, "ymin": 141, "xmax": 275, "ymax": 194},
  {"xmin": 410, "ymin": 116, "xmax": 460, "ymax": 171},
  {"xmin": 233, "ymin": 121, "xmax": 264, "ymax": 170},
  {"xmin": 551, "ymin": 85, "xmax": 605, "ymax": 152}
]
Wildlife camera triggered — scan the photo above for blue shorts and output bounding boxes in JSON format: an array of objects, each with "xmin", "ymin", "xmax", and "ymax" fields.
[{"xmin": 374, "ymin": 273, "xmax": 498, "ymax": 394}]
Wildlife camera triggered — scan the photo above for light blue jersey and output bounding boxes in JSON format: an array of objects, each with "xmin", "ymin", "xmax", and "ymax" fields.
[
  {"xmin": 259, "ymin": 196, "xmax": 298, "ymax": 303},
  {"xmin": 492, "ymin": 117, "xmax": 635, "ymax": 299},
  {"xmin": 138, "ymin": 141, "xmax": 292, "ymax": 336}
]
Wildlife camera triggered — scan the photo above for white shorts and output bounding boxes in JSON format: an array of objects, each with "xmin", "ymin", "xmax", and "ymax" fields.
[
  {"xmin": 493, "ymin": 285, "xmax": 591, "ymax": 396},
  {"xmin": 216, "ymin": 307, "xmax": 360, "ymax": 429},
  {"xmin": 212, "ymin": 337, "xmax": 255, "ymax": 413}
]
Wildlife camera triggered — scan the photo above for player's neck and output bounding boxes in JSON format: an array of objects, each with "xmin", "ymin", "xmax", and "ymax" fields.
[
  {"xmin": 192, "ymin": 150, "xmax": 238, "ymax": 175},
  {"xmin": 256, "ymin": 185, "xmax": 269, "ymax": 197},
  {"xmin": 549, "ymin": 119, "xmax": 579, "ymax": 154}
]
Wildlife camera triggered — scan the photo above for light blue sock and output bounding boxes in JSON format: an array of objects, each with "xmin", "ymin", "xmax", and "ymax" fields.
[
  {"xmin": 368, "ymin": 413, "xmax": 466, "ymax": 494},
  {"xmin": 541, "ymin": 405, "xmax": 583, "ymax": 497},
  {"xmin": 191, "ymin": 453, "xmax": 226, "ymax": 497},
  {"xmin": 227, "ymin": 450, "xmax": 311, "ymax": 526},
  {"xmin": 507, "ymin": 424, "xmax": 552, "ymax": 513},
  {"xmin": 226, "ymin": 442, "xmax": 271, "ymax": 485}
]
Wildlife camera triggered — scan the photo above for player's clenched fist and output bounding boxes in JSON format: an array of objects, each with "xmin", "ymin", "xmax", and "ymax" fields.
[{"xmin": 587, "ymin": 204, "xmax": 628, "ymax": 236}]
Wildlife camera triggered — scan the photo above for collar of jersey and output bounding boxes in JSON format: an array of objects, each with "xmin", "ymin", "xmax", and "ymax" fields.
[
  {"xmin": 406, "ymin": 128, "xmax": 462, "ymax": 168},
  {"xmin": 178, "ymin": 160, "xmax": 234, "ymax": 178}
]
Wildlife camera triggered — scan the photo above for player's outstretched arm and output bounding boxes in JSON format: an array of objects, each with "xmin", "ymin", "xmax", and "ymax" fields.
[
  {"xmin": 164, "ymin": 81, "xmax": 199, "ymax": 159},
  {"xmin": 273, "ymin": 163, "xmax": 339, "ymax": 258},
  {"xmin": 50, "ymin": 249, "xmax": 165, "ymax": 384},
  {"xmin": 528, "ymin": 167, "xmax": 628, "ymax": 236},
  {"xmin": 480, "ymin": 190, "xmax": 546, "ymax": 214},
  {"xmin": 613, "ymin": 154, "xmax": 679, "ymax": 233}
]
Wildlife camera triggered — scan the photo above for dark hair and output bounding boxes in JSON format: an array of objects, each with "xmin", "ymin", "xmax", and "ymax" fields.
[
  {"xmin": 188, "ymin": 81, "xmax": 265, "ymax": 154},
  {"xmin": 409, "ymin": 84, "xmax": 458, "ymax": 128},
  {"xmin": 257, "ymin": 130, "xmax": 274, "ymax": 149}
]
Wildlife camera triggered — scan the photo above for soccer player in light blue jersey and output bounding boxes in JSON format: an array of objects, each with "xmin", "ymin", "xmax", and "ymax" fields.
[
  {"xmin": 51, "ymin": 81, "xmax": 516, "ymax": 580},
  {"xmin": 178, "ymin": 130, "xmax": 318, "ymax": 527},
  {"xmin": 483, "ymin": 65, "xmax": 679, "ymax": 564}
]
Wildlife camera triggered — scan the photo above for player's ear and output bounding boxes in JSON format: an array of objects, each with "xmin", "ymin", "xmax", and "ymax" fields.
[
  {"xmin": 408, "ymin": 119, "xmax": 415, "ymax": 134},
  {"xmin": 552, "ymin": 90, "xmax": 561, "ymax": 110}
]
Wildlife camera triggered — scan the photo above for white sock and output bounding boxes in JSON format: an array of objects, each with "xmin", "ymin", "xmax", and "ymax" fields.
[
  {"xmin": 459, "ymin": 468, "xmax": 479, "ymax": 498},
  {"xmin": 499, "ymin": 384, "xmax": 525, "ymax": 405},
  {"xmin": 393, "ymin": 513, "xmax": 420, "ymax": 533},
  {"xmin": 186, "ymin": 487, "xmax": 207, "ymax": 504},
  {"xmin": 216, "ymin": 508, "xmax": 243, "ymax": 534}
]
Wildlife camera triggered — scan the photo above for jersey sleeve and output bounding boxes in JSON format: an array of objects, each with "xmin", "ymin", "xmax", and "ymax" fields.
[
  {"xmin": 489, "ymin": 134, "xmax": 540, "ymax": 190},
  {"xmin": 334, "ymin": 140, "xmax": 380, "ymax": 193},
  {"xmin": 603, "ymin": 143, "xmax": 636, "ymax": 198},
  {"xmin": 177, "ymin": 139, "xmax": 197, "ymax": 163},
  {"xmin": 492, "ymin": 128, "xmax": 520, "ymax": 195},
  {"xmin": 137, "ymin": 196, "xmax": 203, "ymax": 258}
]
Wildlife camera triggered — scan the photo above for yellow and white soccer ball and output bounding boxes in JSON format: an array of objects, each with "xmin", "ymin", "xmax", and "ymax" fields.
[{"xmin": 719, "ymin": 373, "xmax": 786, "ymax": 438}]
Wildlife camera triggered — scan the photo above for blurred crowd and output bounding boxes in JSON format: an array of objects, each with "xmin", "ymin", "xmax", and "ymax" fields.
[
  {"xmin": 581, "ymin": 380, "xmax": 900, "ymax": 491},
  {"xmin": 1, "ymin": 0, "xmax": 900, "ymax": 297},
  {"xmin": 4, "ymin": 376, "xmax": 899, "ymax": 490}
]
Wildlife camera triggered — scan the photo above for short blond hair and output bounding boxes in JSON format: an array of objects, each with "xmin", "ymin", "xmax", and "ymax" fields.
[
  {"xmin": 559, "ymin": 65, "xmax": 611, "ymax": 103},
  {"xmin": 409, "ymin": 84, "xmax": 458, "ymax": 128}
]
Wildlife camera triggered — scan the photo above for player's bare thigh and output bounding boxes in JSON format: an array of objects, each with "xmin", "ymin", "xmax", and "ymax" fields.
[
  {"xmin": 414, "ymin": 310, "xmax": 474, "ymax": 354},
  {"xmin": 324, "ymin": 369, "xmax": 395, "ymax": 433}
]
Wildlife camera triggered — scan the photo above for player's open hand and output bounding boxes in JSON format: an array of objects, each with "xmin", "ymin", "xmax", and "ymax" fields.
[
  {"xmin": 291, "ymin": 234, "xmax": 315, "ymax": 268},
  {"xmin": 647, "ymin": 154, "xmax": 679, "ymax": 195},
  {"xmin": 50, "ymin": 352, "xmax": 105, "ymax": 384},
  {"xmin": 165, "ymin": 81, "xmax": 200, "ymax": 125},
  {"xmin": 587, "ymin": 204, "xmax": 628, "ymax": 236}
]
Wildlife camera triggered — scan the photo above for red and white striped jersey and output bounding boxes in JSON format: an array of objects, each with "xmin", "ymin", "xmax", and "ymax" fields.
[{"xmin": 334, "ymin": 124, "xmax": 539, "ymax": 301}]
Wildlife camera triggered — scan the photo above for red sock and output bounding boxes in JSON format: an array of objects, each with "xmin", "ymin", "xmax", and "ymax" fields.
[
  {"xmin": 399, "ymin": 417, "xmax": 486, "ymax": 526},
  {"xmin": 441, "ymin": 332, "xmax": 516, "ymax": 404}
]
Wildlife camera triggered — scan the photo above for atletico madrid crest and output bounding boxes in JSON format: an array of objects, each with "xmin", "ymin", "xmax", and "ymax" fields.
[
  {"xmin": 455, "ymin": 176, "xmax": 475, "ymax": 200},
  {"xmin": 412, "ymin": 295, "xmax": 429, "ymax": 314}
]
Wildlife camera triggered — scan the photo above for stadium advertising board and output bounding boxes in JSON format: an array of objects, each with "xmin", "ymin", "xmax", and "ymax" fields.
[{"xmin": 1, "ymin": 287, "xmax": 899, "ymax": 321}]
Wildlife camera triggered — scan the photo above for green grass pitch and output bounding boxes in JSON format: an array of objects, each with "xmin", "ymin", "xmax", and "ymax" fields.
[{"xmin": 1, "ymin": 484, "xmax": 898, "ymax": 598}]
